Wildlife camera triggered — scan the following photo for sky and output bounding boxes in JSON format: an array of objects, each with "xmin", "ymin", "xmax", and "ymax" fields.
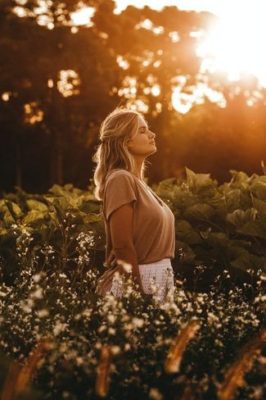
[{"xmin": 115, "ymin": 0, "xmax": 222, "ymax": 15}]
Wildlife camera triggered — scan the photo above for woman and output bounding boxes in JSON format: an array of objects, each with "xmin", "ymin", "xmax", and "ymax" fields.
[{"xmin": 93, "ymin": 107, "xmax": 175, "ymax": 301}]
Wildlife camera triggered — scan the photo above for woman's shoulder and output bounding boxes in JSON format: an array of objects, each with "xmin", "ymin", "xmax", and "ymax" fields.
[{"xmin": 106, "ymin": 169, "xmax": 135, "ymax": 183}]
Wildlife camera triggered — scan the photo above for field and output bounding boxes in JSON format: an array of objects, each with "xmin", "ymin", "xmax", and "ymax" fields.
[{"xmin": 0, "ymin": 168, "xmax": 265, "ymax": 399}]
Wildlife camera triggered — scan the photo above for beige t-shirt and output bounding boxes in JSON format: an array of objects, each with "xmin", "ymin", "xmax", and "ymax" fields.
[{"xmin": 102, "ymin": 169, "xmax": 175, "ymax": 264}]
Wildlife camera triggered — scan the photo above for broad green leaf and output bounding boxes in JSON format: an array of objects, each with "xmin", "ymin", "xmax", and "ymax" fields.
[
  {"xmin": 26, "ymin": 199, "xmax": 49, "ymax": 212},
  {"xmin": 237, "ymin": 221, "xmax": 266, "ymax": 240},
  {"xmin": 184, "ymin": 203, "xmax": 215, "ymax": 219},
  {"xmin": 252, "ymin": 197, "xmax": 266, "ymax": 215},
  {"xmin": 175, "ymin": 220, "xmax": 202, "ymax": 245},
  {"xmin": 226, "ymin": 208, "xmax": 258, "ymax": 226},
  {"xmin": 22, "ymin": 210, "xmax": 48, "ymax": 225},
  {"xmin": 206, "ymin": 232, "xmax": 229, "ymax": 247},
  {"xmin": 250, "ymin": 181, "xmax": 266, "ymax": 200},
  {"xmin": 0, "ymin": 227, "xmax": 8, "ymax": 236},
  {"xmin": 185, "ymin": 167, "xmax": 215, "ymax": 193},
  {"xmin": 224, "ymin": 189, "xmax": 241, "ymax": 211}
]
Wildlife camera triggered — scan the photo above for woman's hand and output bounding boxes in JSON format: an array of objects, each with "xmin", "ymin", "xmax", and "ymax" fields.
[
  {"xmin": 131, "ymin": 271, "xmax": 146, "ymax": 295},
  {"xmin": 105, "ymin": 251, "xmax": 146, "ymax": 295},
  {"xmin": 104, "ymin": 249, "xmax": 117, "ymax": 268}
]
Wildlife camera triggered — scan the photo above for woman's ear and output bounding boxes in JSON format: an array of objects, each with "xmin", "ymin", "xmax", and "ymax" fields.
[{"xmin": 126, "ymin": 138, "xmax": 132, "ymax": 148}]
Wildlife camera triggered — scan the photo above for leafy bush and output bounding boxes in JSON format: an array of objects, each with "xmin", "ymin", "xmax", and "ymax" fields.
[
  {"xmin": 0, "ymin": 263, "xmax": 265, "ymax": 399},
  {"xmin": 0, "ymin": 168, "xmax": 265, "ymax": 399},
  {"xmin": 1, "ymin": 168, "xmax": 265, "ymax": 289}
]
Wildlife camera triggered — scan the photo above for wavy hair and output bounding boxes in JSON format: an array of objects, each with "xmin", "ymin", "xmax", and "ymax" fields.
[{"xmin": 92, "ymin": 107, "xmax": 148, "ymax": 201}]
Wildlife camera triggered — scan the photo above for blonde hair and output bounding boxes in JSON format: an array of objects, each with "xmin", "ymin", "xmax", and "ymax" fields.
[{"xmin": 92, "ymin": 107, "xmax": 148, "ymax": 201}]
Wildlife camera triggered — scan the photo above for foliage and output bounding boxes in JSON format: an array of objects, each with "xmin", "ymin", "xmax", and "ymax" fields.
[
  {"xmin": 1, "ymin": 1, "xmax": 266, "ymax": 191},
  {"xmin": 0, "ymin": 169, "xmax": 265, "ymax": 399},
  {"xmin": 0, "ymin": 259, "xmax": 264, "ymax": 399},
  {"xmin": 1, "ymin": 169, "xmax": 265, "ymax": 289}
]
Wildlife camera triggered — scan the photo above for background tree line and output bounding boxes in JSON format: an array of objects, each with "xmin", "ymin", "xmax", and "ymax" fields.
[{"xmin": 0, "ymin": 0, "xmax": 265, "ymax": 194}]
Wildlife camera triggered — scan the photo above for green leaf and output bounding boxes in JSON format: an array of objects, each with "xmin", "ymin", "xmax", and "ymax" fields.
[
  {"xmin": 22, "ymin": 210, "xmax": 48, "ymax": 225},
  {"xmin": 175, "ymin": 220, "xmax": 202, "ymax": 245},
  {"xmin": 226, "ymin": 208, "xmax": 258, "ymax": 227},
  {"xmin": 185, "ymin": 167, "xmax": 215, "ymax": 193},
  {"xmin": 224, "ymin": 189, "xmax": 241, "ymax": 211},
  {"xmin": 26, "ymin": 199, "xmax": 49, "ymax": 212},
  {"xmin": 252, "ymin": 197, "xmax": 266, "ymax": 215},
  {"xmin": 206, "ymin": 232, "xmax": 229, "ymax": 247},
  {"xmin": 184, "ymin": 203, "xmax": 215, "ymax": 219},
  {"xmin": 237, "ymin": 220, "xmax": 266, "ymax": 240},
  {"xmin": 251, "ymin": 181, "xmax": 266, "ymax": 200},
  {"xmin": 231, "ymin": 253, "xmax": 266, "ymax": 271}
]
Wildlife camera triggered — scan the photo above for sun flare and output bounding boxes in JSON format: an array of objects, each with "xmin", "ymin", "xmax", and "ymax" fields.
[{"xmin": 197, "ymin": 2, "xmax": 266, "ymax": 87}]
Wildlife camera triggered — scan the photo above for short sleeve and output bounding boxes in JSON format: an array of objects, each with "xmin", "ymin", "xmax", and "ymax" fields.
[{"xmin": 103, "ymin": 172, "xmax": 137, "ymax": 221}]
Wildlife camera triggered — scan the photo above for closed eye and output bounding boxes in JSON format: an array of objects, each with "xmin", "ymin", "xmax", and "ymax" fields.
[{"xmin": 139, "ymin": 126, "xmax": 149, "ymax": 133}]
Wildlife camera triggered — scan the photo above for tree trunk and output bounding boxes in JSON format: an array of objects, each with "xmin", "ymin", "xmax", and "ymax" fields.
[{"xmin": 15, "ymin": 139, "xmax": 22, "ymax": 189}]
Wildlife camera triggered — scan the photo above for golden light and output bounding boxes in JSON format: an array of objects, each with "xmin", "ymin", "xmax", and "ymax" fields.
[
  {"xmin": 13, "ymin": 6, "xmax": 27, "ymax": 17},
  {"xmin": 2, "ymin": 92, "xmax": 11, "ymax": 102},
  {"xmin": 47, "ymin": 79, "xmax": 54, "ymax": 88},
  {"xmin": 118, "ymin": 76, "xmax": 137, "ymax": 98},
  {"xmin": 135, "ymin": 19, "xmax": 164, "ymax": 35},
  {"xmin": 151, "ymin": 85, "xmax": 161, "ymax": 96},
  {"xmin": 116, "ymin": 56, "xmax": 130, "ymax": 70},
  {"xmin": 57, "ymin": 70, "xmax": 81, "ymax": 97},
  {"xmin": 172, "ymin": 80, "xmax": 226, "ymax": 114},
  {"xmin": 24, "ymin": 102, "xmax": 44, "ymax": 124},
  {"xmin": 197, "ymin": 2, "xmax": 266, "ymax": 88},
  {"xmin": 71, "ymin": 6, "xmax": 95, "ymax": 26},
  {"xmin": 127, "ymin": 99, "xmax": 149, "ymax": 113},
  {"xmin": 169, "ymin": 31, "xmax": 180, "ymax": 43}
]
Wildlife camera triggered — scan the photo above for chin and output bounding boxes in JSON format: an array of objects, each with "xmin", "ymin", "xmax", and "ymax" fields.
[{"xmin": 149, "ymin": 148, "xmax": 157, "ymax": 155}]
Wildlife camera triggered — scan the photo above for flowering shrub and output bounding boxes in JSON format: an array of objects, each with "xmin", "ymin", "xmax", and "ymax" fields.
[
  {"xmin": 0, "ymin": 169, "xmax": 265, "ymax": 399},
  {"xmin": 0, "ymin": 258, "xmax": 265, "ymax": 399}
]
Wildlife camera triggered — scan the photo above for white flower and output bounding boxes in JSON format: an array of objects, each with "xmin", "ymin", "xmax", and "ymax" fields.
[
  {"xmin": 81, "ymin": 308, "xmax": 91, "ymax": 318},
  {"xmin": 53, "ymin": 321, "xmax": 68, "ymax": 336},
  {"xmin": 30, "ymin": 288, "xmax": 43, "ymax": 299},
  {"xmin": 149, "ymin": 388, "xmax": 163, "ymax": 400},
  {"xmin": 32, "ymin": 274, "xmax": 42, "ymax": 282},
  {"xmin": 107, "ymin": 314, "xmax": 116, "ymax": 324},
  {"xmin": 108, "ymin": 327, "xmax": 116, "ymax": 335},
  {"xmin": 132, "ymin": 317, "xmax": 145, "ymax": 328},
  {"xmin": 36, "ymin": 309, "xmax": 49, "ymax": 318},
  {"xmin": 124, "ymin": 343, "xmax": 131, "ymax": 351},
  {"xmin": 111, "ymin": 345, "xmax": 121, "ymax": 355},
  {"xmin": 76, "ymin": 357, "xmax": 84, "ymax": 366}
]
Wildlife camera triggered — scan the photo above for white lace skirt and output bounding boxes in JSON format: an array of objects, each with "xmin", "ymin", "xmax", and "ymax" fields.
[{"xmin": 109, "ymin": 258, "xmax": 175, "ymax": 301}]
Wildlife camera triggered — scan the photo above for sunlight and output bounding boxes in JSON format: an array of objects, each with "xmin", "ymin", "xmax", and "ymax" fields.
[
  {"xmin": 2, "ymin": 92, "xmax": 11, "ymax": 102},
  {"xmin": 127, "ymin": 99, "xmax": 149, "ymax": 113},
  {"xmin": 118, "ymin": 76, "xmax": 138, "ymax": 98},
  {"xmin": 117, "ymin": 56, "xmax": 130, "ymax": 70},
  {"xmin": 135, "ymin": 19, "xmax": 164, "ymax": 35},
  {"xmin": 57, "ymin": 70, "xmax": 81, "ymax": 98},
  {"xmin": 197, "ymin": 2, "xmax": 266, "ymax": 88},
  {"xmin": 24, "ymin": 102, "xmax": 44, "ymax": 124},
  {"xmin": 172, "ymin": 80, "xmax": 226, "ymax": 114},
  {"xmin": 71, "ymin": 6, "xmax": 95, "ymax": 26}
]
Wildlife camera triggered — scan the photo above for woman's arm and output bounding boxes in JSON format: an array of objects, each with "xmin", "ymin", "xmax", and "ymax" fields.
[{"xmin": 108, "ymin": 203, "xmax": 144, "ymax": 293}]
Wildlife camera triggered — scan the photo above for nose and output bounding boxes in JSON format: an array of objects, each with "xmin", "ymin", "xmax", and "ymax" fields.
[{"xmin": 149, "ymin": 130, "xmax": 156, "ymax": 139}]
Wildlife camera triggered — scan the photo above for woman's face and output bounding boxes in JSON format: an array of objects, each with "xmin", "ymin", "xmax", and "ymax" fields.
[{"xmin": 127, "ymin": 115, "xmax": 157, "ymax": 157}]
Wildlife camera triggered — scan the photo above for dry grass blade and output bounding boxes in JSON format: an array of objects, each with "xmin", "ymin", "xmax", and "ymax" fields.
[
  {"xmin": 164, "ymin": 320, "xmax": 200, "ymax": 374},
  {"xmin": 14, "ymin": 337, "xmax": 53, "ymax": 395},
  {"xmin": 95, "ymin": 345, "xmax": 112, "ymax": 398},
  {"xmin": 217, "ymin": 329, "xmax": 266, "ymax": 400},
  {"xmin": 1, "ymin": 361, "xmax": 20, "ymax": 400}
]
